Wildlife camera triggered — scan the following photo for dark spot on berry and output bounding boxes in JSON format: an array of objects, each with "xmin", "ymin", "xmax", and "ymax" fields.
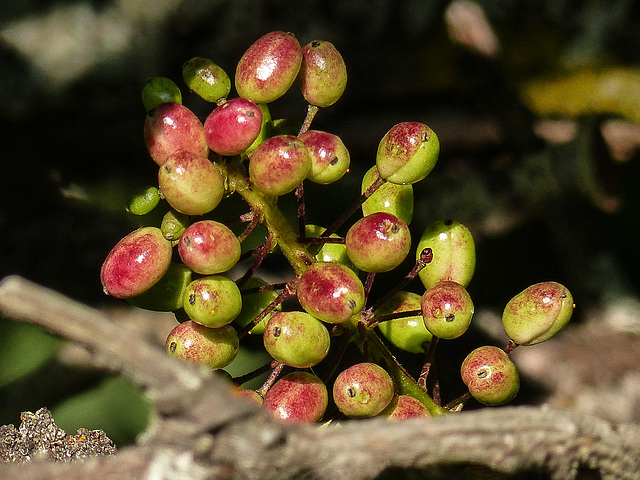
[
  {"xmin": 420, "ymin": 247, "xmax": 433, "ymax": 264},
  {"xmin": 189, "ymin": 293, "xmax": 196, "ymax": 306},
  {"xmin": 311, "ymin": 40, "xmax": 321, "ymax": 48},
  {"xmin": 347, "ymin": 299, "xmax": 356, "ymax": 310},
  {"xmin": 445, "ymin": 313, "xmax": 455, "ymax": 322},
  {"xmin": 390, "ymin": 224, "xmax": 400, "ymax": 234},
  {"xmin": 246, "ymin": 110, "xmax": 255, "ymax": 118},
  {"xmin": 330, "ymin": 156, "xmax": 339, "ymax": 166},
  {"xmin": 183, "ymin": 237, "xmax": 191, "ymax": 247},
  {"xmin": 347, "ymin": 387, "xmax": 356, "ymax": 398},
  {"xmin": 561, "ymin": 290, "xmax": 567, "ymax": 298},
  {"xmin": 169, "ymin": 341, "xmax": 177, "ymax": 353},
  {"xmin": 421, "ymin": 131, "xmax": 430, "ymax": 142},
  {"xmin": 164, "ymin": 165, "xmax": 173, "ymax": 173},
  {"xmin": 273, "ymin": 326, "xmax": 281, "ymax": 337},
  {"xmin": 477, "ymin": 367, "xmax": 489, "ymax": 379}
]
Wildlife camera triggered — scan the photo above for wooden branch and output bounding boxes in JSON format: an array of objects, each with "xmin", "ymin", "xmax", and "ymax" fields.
[{"xmin": 1, "ymin": 275, "xmax": 639, "ymax": 479}]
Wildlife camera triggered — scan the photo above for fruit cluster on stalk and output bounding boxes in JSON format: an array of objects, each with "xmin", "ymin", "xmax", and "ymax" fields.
[{"xmin": 100, "ymin": 31, "xmax": 575, "ymax": 423}]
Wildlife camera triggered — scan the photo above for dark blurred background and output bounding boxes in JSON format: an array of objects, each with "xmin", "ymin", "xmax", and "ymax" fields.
[{"xmin": 1, "ymin": 0, "xmax": 639, "ymax": 447}]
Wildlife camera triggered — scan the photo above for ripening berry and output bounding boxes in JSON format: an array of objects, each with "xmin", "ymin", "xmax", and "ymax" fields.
[
  {"xmin": 178, "ymin": 220, "xmax": 241, "ymax": 275},
  {"xmin": 166, "ymin": 320, "xmax": 239, "ymax": 370},
  {"xmin": 100, "ymin": 226, "xmax": 172, "ymax": 299},
  {"xmin": 345, "ymin": 212, "xmax": 411, "ymax": 273},
  {"xmin": 333, "ymin": 362, "xmax": 395, "ymax": 418},
  {"xmin": 296, "ymin": 262, "xmax": 365, "ymax": 324},
  {"xmin": 461, "ymin": 346, "xmax": 520, "ymax": 406},
  {"xmin": 203, "ymin": 97, "xmax": 263, "ymax": 156},
  {"xmin": 299, "ymin": 40, "xmax": 347, "ymax": 107},
  {"xmin": 182, "ymin": 57, "xmax": 231, "ymax": 103},
  {"xmin": 416, "ymin": 220, "xmax": 476, "ymax": 290},
  {"xmin": 361, "ymin": 166, "xmax": 413, "ymax": 224},
  {"xmin": 233, "ymin": 276, "xmax": 281, "ymax": 335},
  {"xmin": 421, "ymin": 281, "xmax": 474, "ymax": 339},
  {"xmin": 235, "ymin": 31, "xmax": 302, "ymax": 104},
  {"xmin": 263, "ymin": 372, "xmax": 328, "ymax": 423},
  {"xmin": 183, "ymin": 276, "xmax": 243, "ymax": 328},
  {"xmin": 248, "ymin": 134, "xmax": 311, "ymax": 196},
  {"xmin": 263, "ymin": 311, "xmax": 330, "ymax": 368},
  {"xmin": 142, "ymin": 77, "xmax": 182, "ymax": 112},
  {"xmin": 376, "ymin": 291, "xmax": 432, "ymax": 354},
  {"xmin": 144, "ymin": 102, "xmax": 208, "ymax": 166},
  {"xmin": 381, "ymin": 395, "xmax": 431, "ymax": 420},
  {"xmin": 502, "ymin": 282, "xmax": 574, "ymax": 346},
  {"xmin": 376, "ymin": 122, "xmax": 439, "ymax": 184},
  {"xmin": 299, "ymin": 130, "xmax": 350, "ymax": 184},
  {"xmin": 158, "ymin": 151, "xmax": 225, "ymax": 216}
]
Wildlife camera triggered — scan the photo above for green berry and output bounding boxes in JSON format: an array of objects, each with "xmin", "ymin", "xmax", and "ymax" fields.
[
  {"xmin": 421, "ymin": 281, "xmax": 474, "ymax": 340},
  {"xmin": 502, "ymin": 282, "xmax": 574, "ymax": 346},
  {"xmin": 234, "ymin": 276, "xmax": 281, "ymax": 335},
  {"xmin": 245, "ymin": 103, "xmax": 273, "ymax": 154},
  {"xmin": 263, "ymin": 311, "xmax": 330, "ymax": 368},
  {"xmin": 304, "ymin": 225, "xmax": 356, "ymax": 270},
  {"xmin": 166, "ymin": 320, "xmax": 239, "ymax": 369},
  {"xmin": 296, "ymin": 262, "xmax": 365, "ymax": 324},
  {"xmin": 299, "ymin": 130, "xmax": 350, "ymax": 184},
  {"xmin": 299, "ymin": 40, "xmax": 347, "ymax": 107},
  {"xmin": 376, "ymin": 291, "xmax": 432, "ymax": 354},
  {"xmin": 248, "ymin": 134, "xmax": 310, "ymax": 196},
  {"xmin": 332, "ymin": 362, "xmax": 395, "ymax": 418},
  {"xmin": 183, "ymin": 276, "xmax": 243, "ymax": 328},
  {"xmin": 182, "ymin": 57, "xmax": 231, "ymax": 103},
  {"xmin": 158, "ymin": 151, "xmax": 225, "ymax": 216},
  {"xmin": 416, "ymin": 220, "xmax": 476, "ymax": 290},
  {"xmin": 361, "ymin": 166, "xmax": 413, "ymax": 224},
  {"xmin": 461, "ymin": 346, "xmax": 520, "ymax": 406},
  {"xmin": 263, "ymin": 371, "xmax": 328, "ymax": 423},
  {"xmin": 178, "ymin": 220, "xmax": 241, "ymax": 275},
  {"xmin": 235, "ymin": 31, "xmax": 302, "ymax": 104},
  {"xmin": 376, "ymin": 122, "xmax": 439, "ymax": 184},
  {"xmin": 142, "ymin": 77, "xmax": 182, "ymax": 112},
  {"xmin": 100, "ymin": 226, "xmax": 172, "ymax": 299},
  {"xmin": 160, "ymin": 209, "xmax": 190, "ymax": 242},
  {"xmin": 127, "ymin": 186, "xmax": 160, "ymax": 216},
  {"xmin": 345, "ymin": 212, "xmax": 411, "ymax": 273},
  {"xmin": 127, "ymin": 263, "xmax": 192, "ymax": 311}
]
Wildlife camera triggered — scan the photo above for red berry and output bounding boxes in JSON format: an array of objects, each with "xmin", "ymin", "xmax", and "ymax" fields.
[
  {"xmin": 263, "ymin": 372, "xmax": 328, "ymax": 423},
  {"xmin": 178, "ymin": 220, "xmax": 241, "ymax": 275},
  {"xmin": 203, "ymin": 97, "xmax": 263, "ymax": 156}
]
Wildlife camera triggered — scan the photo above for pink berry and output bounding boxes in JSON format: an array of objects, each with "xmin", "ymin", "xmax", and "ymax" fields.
[
  {"xmin": 144, "ymin": 103, "xmax": 208, "ymax": 166},
  {"xmin": 203, "ymin": 97, "xmax": 263, "ymax": 156},
  {"xmin": 166, "ymin": 320, "xmax": 239, "ymax": 369},
  {"xmin": 100, "ymin": 226, "xmax": 172, "ymax": 299},
  {"xmin": 263, "ymin": 371, "xmax": 328, "ymax": 423},
  {"xmin": 381, "ymin": 395, "xmax": 431, "ymax": 420},
  {"xmin": 461, "ymin": 346, "xmax": 519, "ymax": 406},
  {"xmin": 178, "ymin": 220, "xmax": 241, "ymax": 275},
  {"xmin": 298, "ymin": 130, "xmax": 350, "ymax": 184},
  {"xmin": 299, "ymin": 40, "xmax": 347, "ymax": 107},
  {"xmin": 421, "ymin": 281, "xmax": 474, "ymax": 340},
  {"xmin": 332, "ymin": 362, "xmax": 395, "ymax": 418}
]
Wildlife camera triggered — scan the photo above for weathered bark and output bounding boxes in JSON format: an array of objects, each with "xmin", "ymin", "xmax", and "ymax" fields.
[{"xmin": 0, "ymin": 275, "xmax": 639, "ymax": 480}]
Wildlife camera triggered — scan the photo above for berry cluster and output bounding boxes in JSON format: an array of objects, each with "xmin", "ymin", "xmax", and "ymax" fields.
[{"xmin": 100, "ymin": 31, "xmax": 575, "ymax": 423}]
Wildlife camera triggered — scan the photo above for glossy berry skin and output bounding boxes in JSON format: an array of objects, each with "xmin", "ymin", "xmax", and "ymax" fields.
[
  {"xmin": 127, "ymin": 186, "xmax": 160, "ymax": 216},
  {"xmin": 376, "ymin": 122, "xmax": 439, "ymax": 184},
  {"xmin": 333, "ymin": 362, "xmax": 395, "ymax": 418},
  {"xmin": 263, "ymin": 372, "xmax": 328, "ymax": 423},
  {"xmin": 182, "ymin": 57, "xmax": 231, "ymax": 103},
  {"xmin": 376, "ymin": 291, "xmax": 432, "ymax": 354},
  {"xmin": 144, "ymin": 103, "xmax": 208, "ymax": 166},
  {"xmin": 183, "ymin": 276, "xmax": 243, "ymax": 328},
  {"xmin": 166, "ymin": 320, "xmax": 239, "ymax": 370},
  {"xmin": 142, "ymin": 77, "xmax": 182, "ymax": 112},
  {"xmin": 248, "ymin": 135, "xmax": 310, "ymax": 196},
  {"xmin": 101, "ymin": 226, "xmax": 172, "ymax": 299},
  {"xmin": 361, "ymin": 166, "xmax": 413, "ymax": 225},
  {"xmin": 160, "ymin": 209, "xmax": 190, "ymax": 242},
  {"xmin": 381, "ymin": 395, "xmax": 431, "ymax": 420},
  {"xmin": 461, "ymin": 346, "xmax": 520, "ymax": 406},
  {"xmin": 299, "ymin": 40, "xmax": 347, "ymax": 107},
  {"xmin": 235, "ymin": 31, "xmax": 302, "ymax": 104},
  {"xmin": 178, "ymin": 220, "xmax": 241, "ymax": 275},
  {"xmin": 158, "ymin": 151, "xmax": 225, "ymax": 216},
  {"xmin": 304, "ymin": 225, "xmax": 356, "ymax": 271},
  {"xmin": 203, "ymin": 98, "xmax": 263, "ymax": 156},
  {"xmin": 416, "ymin": 220, "xmax": 476, "ymax": 290},
  {"xmin": 127, "ymin": 263, "xmax": 192, "ymax": 312},
  {"xmin": 298, "ymin": 130, "xmax": 350, "ymax": 184},
  {"xmin": 421, "ymin": 281, "xmax": 474, "ymax": 340},
  {"xmin": 296, "ymin": 262, "xmax": 365, "ymax": 324},
  {"xmin": 345, "ymin": 212, "xmax": 411, "ymax": 273},
  {"xmin": 263, "ymin": 311, "xmax": 330, "ymax": 368},
  {"xmin": 502, "ymin": 282, "xmax": 574, "ymax": 346}
]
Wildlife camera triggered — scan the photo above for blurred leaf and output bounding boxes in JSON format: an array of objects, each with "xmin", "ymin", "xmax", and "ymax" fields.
[{"xmin": 0, "ymin": 318, "xmax": 61, "ymax": 388}]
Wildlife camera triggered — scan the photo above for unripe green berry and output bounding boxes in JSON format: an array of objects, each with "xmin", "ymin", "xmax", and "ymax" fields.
[
  {"xmin": 461, "ymin": 346, "xmax": 519, "ymax": 406},
  {"xmin": 128, "ymin": 263, "xmax": 192, "ymax": 311},
  {"xmin": 502, "ymin": 282, "xmax": 574, "ymax": 346},
  {"xmin": 361, "ymin": 166, "xmax": 413, "ymax": 224},
  {"xmin": 142, "ymin": 77, "xmax": 182, "ymax": 112},
  {"xmin": 127, "ymin": 186, "xmax": 160, "ymax": 216},
  {"xmin": 376, "ymin": 291, "xmax": 432, "ymax": 354},
  {"xmin": 416, "ymin": 220, "xmax": 476, "ymax": 290},
  {"xmin": 234, "ymin": 276, "xmax": 281, "ymax": 335},
  {"xmin": 304, "ymin": 225, "xmax": 356, "ymax": 271},
  {"xmin": 263, "ymin": 311, "xmax": 330, "ymax": 368},
  {"xmin": 421, "ymin": 281, "xmax": 474, "ymax": 340},
  {"xmin": 182, "ymin": 57, "xmax": 231, "ymax": 103},
  {"xmin": 299, "ymin": 40, "xmax": 347, "ymax": 107},
  {"xmin": 161, "ymin": 209, "xmax": 190, "ymax": 242},
  {"xmin": 183, "ymin": 276, "xmax": 242, "ymax": 328},
  {"xmin": 166, "ymin": 320, "xmax": 239, "ymax": 369},
  {"xmin": 376, "ymin": 122, "xmax": 439, "ymax": 184}
]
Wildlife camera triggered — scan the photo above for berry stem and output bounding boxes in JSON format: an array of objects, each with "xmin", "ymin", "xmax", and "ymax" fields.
[
  {"xmin": 366, "ymin": 309, "xmax": 422, "ymax": 328},
  {"xmin": 257, "ymin": 361, "xmax": 285, "ymax": 398},
  {"xmin": 295, "ymin": 182, "xmax": 306, "ymax": 238},
  {"xmin": 233, "ymin": 361, "xmax": 273, "ymax": 386},
  {"xmin": 235, "ymin": 230, "xmax": 275, "ymax": 290},
  {"xmin": 237, "ymin": 284, "xmax": 293, "ymax": 339},
  {"xmin": 298, "ymin": 104, "xmax": 319, "ymax": 135}
]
